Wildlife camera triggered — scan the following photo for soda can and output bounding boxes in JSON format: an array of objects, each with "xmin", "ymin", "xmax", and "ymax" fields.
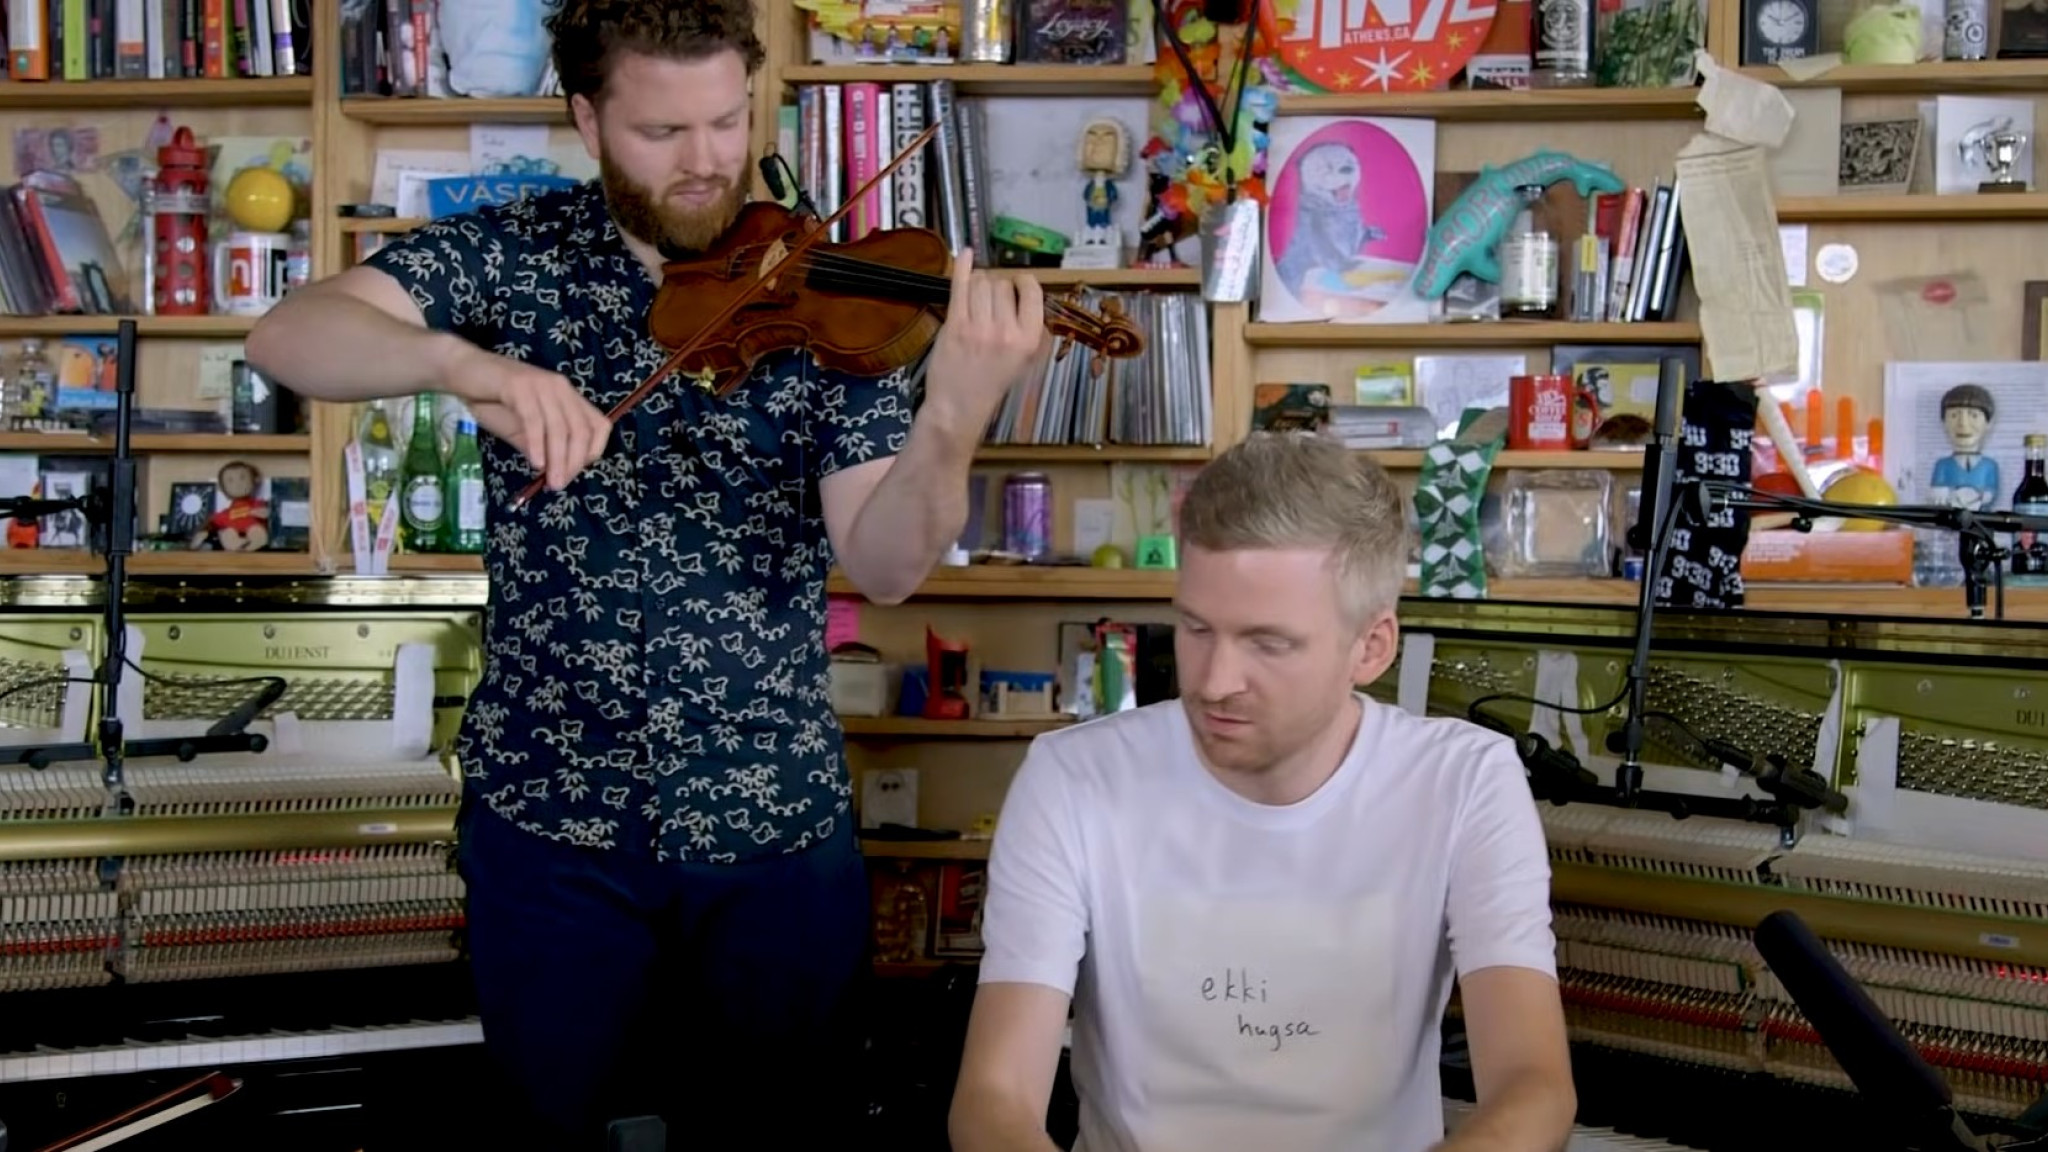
[
  {"xmin": 1003, "ymin": 472, "xmax": 1051, "ymax": 559},
  {"xmin": 961, "ymin": 0, "xmax": 1014, "ymax": 61}
]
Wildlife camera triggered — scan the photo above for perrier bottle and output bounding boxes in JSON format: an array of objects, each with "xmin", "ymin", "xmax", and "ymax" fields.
[
  {"xmin": 400, "ymin": 392, "xmax": 446, "ymax": 553},
  {"xmin": 443, "ymin": 415, "xmax": 485, "ymax": 554}
]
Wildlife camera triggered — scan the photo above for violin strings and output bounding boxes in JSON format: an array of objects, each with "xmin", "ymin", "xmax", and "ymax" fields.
[
  {"xmin": 719, "ymin": 247, "xmax": 1110, "ymax": 330},
  {"xmin": 705, "ymin": 242, "xmax": 1112, "ymax": 326}
]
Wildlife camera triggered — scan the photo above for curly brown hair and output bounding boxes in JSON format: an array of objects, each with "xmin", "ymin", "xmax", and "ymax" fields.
[{"xmin": 546, "ymin": 0, "xmax": 766, "ymax": 105}]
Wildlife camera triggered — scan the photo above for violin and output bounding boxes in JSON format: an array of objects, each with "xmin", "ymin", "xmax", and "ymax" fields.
[{"xmin": 509, "ymin": 119, "xmax": 1146, "ymax": 511}]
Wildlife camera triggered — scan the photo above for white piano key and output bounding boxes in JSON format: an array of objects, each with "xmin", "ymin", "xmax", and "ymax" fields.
[{"xmin": 0, "ymin": 1019, "xmax": 484, "ymax": 1084}]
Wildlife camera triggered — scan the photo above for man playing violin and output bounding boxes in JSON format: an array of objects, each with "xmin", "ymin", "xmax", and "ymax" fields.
[{"xmin": 245, "ymin": 1, "xmax": 1051, "ymax": 1147}]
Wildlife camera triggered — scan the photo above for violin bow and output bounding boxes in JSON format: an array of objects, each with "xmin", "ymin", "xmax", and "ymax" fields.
[{"xmin": 508, "ymin": 118, "xmax": 947, "ymax": 511}]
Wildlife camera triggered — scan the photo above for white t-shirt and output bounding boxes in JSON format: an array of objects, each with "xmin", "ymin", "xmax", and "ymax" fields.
[{"xmin": 978, "ymin": 692, "xmax": 1557, "ymax": 1152}]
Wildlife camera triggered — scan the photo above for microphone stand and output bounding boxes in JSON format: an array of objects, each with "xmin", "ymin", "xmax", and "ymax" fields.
[
  {"xmin": 0, "ymin": 319, "xmax": 268, "ymax": 787},
  {"xmin": 1476, "ymin": 359, "xmax": 1835, "ymax": 841},
  {"xmin": 1612, "ymin": 356, "xmax": 1687, "ymax": 803},
  {"xmin": 1702, "ymin": 488, "xmax": 2021, "ymax": 621},
  {"xmin": 0, "ymin": 320, "xmax": 139, "ymax": 779}
]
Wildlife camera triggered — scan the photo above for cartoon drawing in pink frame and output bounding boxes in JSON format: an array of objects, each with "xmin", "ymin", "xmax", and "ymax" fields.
[{"xmin": 1268, "ymin": 120, "xmax": 1430, "ymax": 319}]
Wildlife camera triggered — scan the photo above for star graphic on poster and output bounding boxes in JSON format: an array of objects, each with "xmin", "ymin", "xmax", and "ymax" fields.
[
  {"xmin": 1445, "ymin": 31, "xmax": 1466, "ymax": 50},
  {"xmin": 1331, "ymin": 68, "xmax": 1358, "ymax": 88},
  {"xmin": 1354, "ymin": 48, "xmax": 1408, "ymax": 90},
  {"xmin": 1408, "ymin": 60, "xmax": 1437, "ymax": 85}
]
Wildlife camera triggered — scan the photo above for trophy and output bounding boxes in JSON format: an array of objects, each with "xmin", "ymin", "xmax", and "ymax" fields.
[{"xmin": 1964, "ymin": 120, "xmax": 2032, "ymax": 192}]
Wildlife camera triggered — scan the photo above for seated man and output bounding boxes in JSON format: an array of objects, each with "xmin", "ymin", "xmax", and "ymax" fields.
[{"xmin": 949, "ymin": 432, "xmax": 1575, "ymax": 1152}]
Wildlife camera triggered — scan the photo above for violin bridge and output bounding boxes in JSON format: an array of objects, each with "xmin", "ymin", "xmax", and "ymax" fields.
[
  {"xmin": 688, "ymin": 366, "xmax": 718, "ymax": 391},
  {"xmin": 756, "ymin": 237, "xmax": 790, "ymax": 289}
]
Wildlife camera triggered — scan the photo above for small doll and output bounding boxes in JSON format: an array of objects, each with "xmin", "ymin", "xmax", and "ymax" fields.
[
  {"xmin": 1076, "ymin": 118, "xmax": 1131, "ymax": 248},
  {"xmin": 207, "ymin": 459, "xmax": 271, "ymax": 551}
]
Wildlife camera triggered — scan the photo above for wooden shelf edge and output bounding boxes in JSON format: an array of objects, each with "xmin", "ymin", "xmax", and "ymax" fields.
[
  {"xmin": 0, "ymin": 315, "xmax": 258, "ymax": 337},
  {"xmin": 1244, "ymin": 321, "xmax": 1700, "ymax": 346},
  {"xmin": 829, "ymin": 565, "xmax": 1176, "ymax": 600},
  {"xmin": 339, "ymin": 96, "xmax": 566, "ymax": 124},
  {"xmin": 1777, "ymin": 192, "xmax": 2048, "ymax": 221},
  {"xmin": 0, "ymin": 433, "xmax": 311, "ymax": 453},
  {"xmin": 0, "ymin": 551, "xmax": 322, "ymax": 577},
  {"xmin": 1367, "ymin": 449, "xmax": 1644, "ymax": 469},
  {"xmin": 782, "ymin": 63, "xmax": 1158, "ymax": 95},
  {"xmin": 1551, "ymin": 861, "xmax": 2048, "ymax": 968},
  {"xmin": 861, "ymin": 838, "xmax": 992, "ymax": 860},
  {"xmin": 841, "ymin": 716, "xmax": 1071, "ymax": 738},
  {"xmin": 1738, "ymin": 58, "xmax": 2048, "ymax": 92},
  {"xmin": 0, "ymin": 77, "xmax": 313, "ymax": 108},
  {"xmin": 975, "ymin": 444, "xmax": 1209, "ymax": 463},
  {"xmin": 1279, "ymin": 85, "xmax": 1702, "ymax": 121}
]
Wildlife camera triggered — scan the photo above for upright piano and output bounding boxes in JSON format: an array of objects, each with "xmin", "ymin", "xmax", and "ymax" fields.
[
  {"xmin": 4, "ymin": 572, "xmax": 2046, "ymax": 1151},
  {"xmin": 0, "ymin": 574, "xmax": 484, "ymax": 1150},
  {"xmin": 1396, "ymin": 596, "xmax": 2048, "ymax": 1151}
]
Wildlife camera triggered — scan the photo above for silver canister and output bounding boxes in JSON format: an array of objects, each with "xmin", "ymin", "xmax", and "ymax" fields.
[
  {"xmin": 1947, "ymin": 0, "xmax": 1990, "ymax": 59},
  {"xmin": 960, "ymin": 0, "xmax": 1014, "ymax": 62}
]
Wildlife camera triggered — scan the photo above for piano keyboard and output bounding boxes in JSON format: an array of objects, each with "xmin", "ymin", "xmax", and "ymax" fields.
[
  {"xmin": 0, "ymin": 1016, "xmax": 481, "ymax": 1083},
  {"xmin": 1442, "ymin": 1099, "xmax": 1702, "ymax": 1149}
]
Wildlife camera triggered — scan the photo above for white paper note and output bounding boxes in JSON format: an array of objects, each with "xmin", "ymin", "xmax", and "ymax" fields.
[
  {"xmin": 1674, "ymin": 134, "xmax": 1801, "ymax": 381},
  {"xmin": 1780, "ymin": 225, "xmax": 1808, "ymax": 286},
  {"xmin": 471, "ymin": 124, "xmax": 550, "ymax": 172},
  {"xmin": 1694, "ymin": 50, "xmax": 1796, "ymax": 148}
]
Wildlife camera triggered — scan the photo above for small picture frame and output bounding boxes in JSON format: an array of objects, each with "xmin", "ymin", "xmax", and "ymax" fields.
[
  {"xmin": 1839, "ymin": 118, "xmax": 1923, "ymax": 194},
  {"xmin": 2024, "ymin": 280, "xmax": 2048, "ymax": 359}
]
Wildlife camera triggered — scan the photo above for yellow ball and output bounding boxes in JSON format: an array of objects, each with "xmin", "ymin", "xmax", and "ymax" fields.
[
  {"xmin": 1090, "ymin": 544, "xmax": 1126, "ymax": 568},
  {"xmin": 1823, "ymin": 467, "xmax": 1898, "ymax": 531},
  {"xmin": 225, "ymin": 166, "xmax": 296, "ymax": 233}
]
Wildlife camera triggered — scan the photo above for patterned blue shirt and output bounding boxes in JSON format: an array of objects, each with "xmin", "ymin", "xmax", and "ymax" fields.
[{"xmin": 364, "ymin": 182, "xmax": 913, "ymax": 863}]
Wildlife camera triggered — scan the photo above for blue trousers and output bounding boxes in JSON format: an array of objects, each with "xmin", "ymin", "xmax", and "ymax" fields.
[{"xmin": 455, "ymin": 802, "xmax": 872, "ymax": 1149}]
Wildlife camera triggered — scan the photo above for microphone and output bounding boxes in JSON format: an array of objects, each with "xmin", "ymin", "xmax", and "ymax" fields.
[
  {"xmin": 1700, "ymin": 737, "xmax": 1849, "ymax": 814},
  {"xmin": 1754, "ymin": 910, "xmax": 1993, "ymax": 1151},
  {"xmin": 758, "ymin": 152, "xmax": 818, "ymax": 218},
  {"xmin": 0, "ymin": 494, "xmax": 92, "ymax": 523},
  {"xmin": 1515, "ymin": 730, "xmax": 1598, "ymax": 802}
]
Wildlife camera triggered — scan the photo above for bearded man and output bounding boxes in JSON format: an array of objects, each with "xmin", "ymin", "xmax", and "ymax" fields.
[{"xmin": 246, "ymin": 2, "xmax": 1051, "ymax": 1147}]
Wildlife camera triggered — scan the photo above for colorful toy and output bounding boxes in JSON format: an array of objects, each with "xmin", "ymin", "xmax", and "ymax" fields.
[{"xmin": 1413, "ymin": 150, "xmax": 1626, "ymax": 300}]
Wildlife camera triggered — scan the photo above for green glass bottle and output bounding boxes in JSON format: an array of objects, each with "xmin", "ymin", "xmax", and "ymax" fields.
[
  {"xmin": 444, "ymin": 415, "xmax": 485, "ymax": 554},
  {"xmin": 400, "ymin": 392, "xmax": 445, "ymax": 552}
]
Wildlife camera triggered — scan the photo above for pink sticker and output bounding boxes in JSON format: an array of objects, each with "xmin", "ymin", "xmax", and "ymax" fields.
[{"xmin": 825, "ymin": 594, "xmax": 860, "ymax": 652}]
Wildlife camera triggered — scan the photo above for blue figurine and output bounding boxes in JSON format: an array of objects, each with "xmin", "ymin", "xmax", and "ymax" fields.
[
  {"xmin": 1929, "ymin": 383, "xmax": 1999, "ymax": 511},
  {"xmin": 1077, "ymin": 117, "xmax": 1129, "ymax": 248}
]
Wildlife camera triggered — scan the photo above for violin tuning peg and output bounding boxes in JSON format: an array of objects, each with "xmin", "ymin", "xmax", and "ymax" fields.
[{"xmin": 1052, "ymin": 336, "xmax": 1073, "ymax": 362}]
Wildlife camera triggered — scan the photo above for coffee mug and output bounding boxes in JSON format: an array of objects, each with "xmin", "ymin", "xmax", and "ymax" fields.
[
  {"xmin": 212, "ymin": 230, "xmax": 290, "ymax": 316},
  {"xmin": 1509, "ymin": 373, "xmax": 1603, "ymax": 451}
]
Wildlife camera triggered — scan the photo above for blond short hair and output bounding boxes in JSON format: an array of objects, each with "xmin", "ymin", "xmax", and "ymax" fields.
[{"xmin": 1176, "ymin": 432, "xmax": 1408, "ymax": 624}]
